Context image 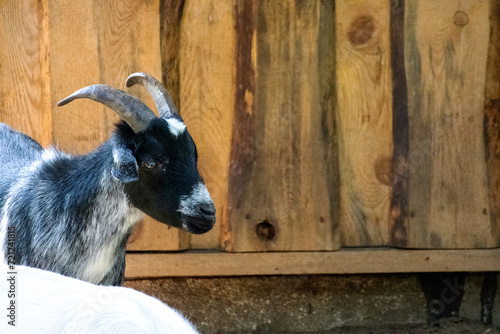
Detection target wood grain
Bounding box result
[127,216,190,251]
[160,0,185,109]
[50,0,187,251]
[125,248,500,278]
[223,0,339,252]
[92,0,162,130]
[335,0,393,246]
[178,0,235,250]
[0,0,51,146]
[95,1,190,251]
[49,0,103,154]
[484,0,500,246]
[95,0,189,251]
[405,0,494,248]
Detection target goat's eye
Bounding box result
[142,160,157,169]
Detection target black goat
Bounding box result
[0,73,215,285]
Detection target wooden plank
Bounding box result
[127,217,189,251]
[92,0,162,130]
[50,0,187,250]
[405,0,494,248]
[0,0,51,146]
[124,248,500,278]
[335,0,393,246]
[178,0,235,249]
[389,0,410,247]
[223,0,339,252]
[160,0,185,109]
[94,0,189,251]
[49,0,103,154]
[484,0,500,246]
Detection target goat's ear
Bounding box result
[111,148,139,183]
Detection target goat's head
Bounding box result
[57,73,216,234]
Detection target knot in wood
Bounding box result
[453,11,469,27]
[374,156,393,186]
[256,220,276,241]
[348,15,375,46]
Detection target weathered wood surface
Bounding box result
[389,0,409,248]
[49,0,103,154]
[405,0,495,248]
[484,0,500,246]
[336,0,393,246]
[125,248,500,278]
[51,0,162,153]
[0,1,51,146]
[178,0,235,250]
[0,0,499,257]
[222,0,340,252]
[127,217,189,251]
[0,0,187,251]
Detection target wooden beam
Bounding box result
[125,248,500,279]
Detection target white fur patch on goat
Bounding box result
[166,118,186,137]
[0,264,199,333]
[178,183,211,218]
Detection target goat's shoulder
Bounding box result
[0,123,43,166]
[0,124,44,201]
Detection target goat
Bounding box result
[1,264,199,333]
[0,73,215,285]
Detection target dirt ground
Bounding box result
[280,319,499,334]
[125,273,499,334]
[242,318,499,333]
[226,320,500,333]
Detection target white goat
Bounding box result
[1,264,199,333]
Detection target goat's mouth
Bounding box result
[181,215,215,234]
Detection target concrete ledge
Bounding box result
[125,248,500,279]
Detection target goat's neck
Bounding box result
[36,140,144,282]
[39,139,143,235]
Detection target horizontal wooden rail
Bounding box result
[124,248,500,279]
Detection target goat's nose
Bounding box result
[199,202,216,218]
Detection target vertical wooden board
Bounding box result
[160,0,185,110]
[178,0,235,249]
[126,216,190,251]
[0,0,51,146]
[223,0,339,252]
[92,0,189,251]
[405,0,494,248]
[484,0,500,246]
[49,0,103,154]
[335,0,393,246]
[50,0,186,250]
[92,0,162,131]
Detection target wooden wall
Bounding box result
[0,0,498,255]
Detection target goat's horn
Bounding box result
[126,72,178,118]
[57,84,157,133]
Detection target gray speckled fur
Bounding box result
[0,113,216,286]
[0,123,142,285]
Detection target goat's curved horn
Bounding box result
[126,72,178,118]
[57,84,157,133]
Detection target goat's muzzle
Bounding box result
[178,183,216,234]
